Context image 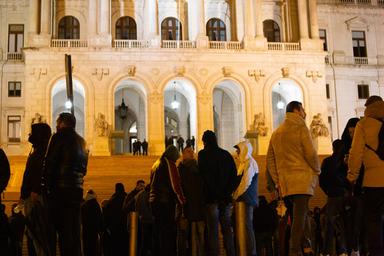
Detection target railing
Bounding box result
[318,0,377,4]
[209,41,243,50]
[162,40,196,49]
[267,42,301,51]
[379,0,384,5]
[114,40,151,48]
[7,52,23,61]
[51,39,88,48]
[354,57,369,65]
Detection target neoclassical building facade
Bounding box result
[1,0,383,156]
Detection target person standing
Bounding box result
[198,130,238,256]
[233,141,259,256]
[150,145,185,256]
[142,139,148,156]
[43,112,88,256]
[191,136,196,151]
[177,136,185,152]
[0,148,10,204]
[347,96,384,256]
[319,139,349,256]
[267,101,320,256]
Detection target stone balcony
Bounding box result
[324,54,381,65]
[318,0,384,6]
[6,52,23,61]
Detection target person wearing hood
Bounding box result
[198,130,238,256]
[81,189,102,256]
[267,101,320,256]
[20,122,54,256]
[150,145,185,256]
[347,95,384,256]
[179,146,205,256]
[0,148,10,204]
[233,141,259,256]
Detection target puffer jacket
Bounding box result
[44,127,88,191]
[267,112,320,197]
[348,101,384,187]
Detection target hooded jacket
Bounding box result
[348,101,384,187]
[267,112,320,197]
[233,141,259,206]
[0,149,10,193]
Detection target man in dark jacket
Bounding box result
[44,112,88,256]
[0,148,10,204]
[319,139,349,256]
[198,130,238,256]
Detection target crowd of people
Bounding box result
[0,95,383,256]
[133,139,149,156]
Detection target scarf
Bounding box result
[165,158,186,205]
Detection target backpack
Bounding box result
[365,119,384,160]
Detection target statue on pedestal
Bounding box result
[249,113,268,137]
[31,113,46,125]
[95,113,109,137]
[310,113,329,138]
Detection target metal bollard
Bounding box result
[129,211,138,256]
[235,201,247,256]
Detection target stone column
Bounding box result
[308,0,319,39]
[297,0,309,39]
[40,0,51,34]
[95,0,112,46]
[196,93,214,151]
[147,92,165,155]
[244,0,255,39]
[254,0,264,38]
[145,0,160,47]
[29,0,38,34]
[196,0,209,48]
[236,0,244,42]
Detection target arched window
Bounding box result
[206,18,226,41]
[58,16,80,39]
[116,16,137,40]
[263,20,281,42]
[161,17,182,40]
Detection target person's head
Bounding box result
[258,195,268,206]
[332,139,345,157]
[85,189,97,201]
[344,118,359,140]
[234,145,240,156]
[163,145,180,162]
[182,146,194,160]
[136,180,145,190]
[286,101,306,119]
[202,130,218,147]
[115,183,125,194]
[56,112,76,131]
[28,123,52,148]
[365,95,383,107]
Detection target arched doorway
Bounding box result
[271,79,303,129]
[114,81,147,154]
[263,20,280,42]
[51,79,85,136]
[115,16,137,39]
[58,16,80,39]
[163,80,196,149]
[213,80,245,151]
[161,17,182,40]
[206,18,226,41]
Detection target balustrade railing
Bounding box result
[114,40,151,48]
[209,41,242,50]
[7,52,23,61]
[162,40,196,49]
[51,39,88,48]
[354,57,369,65]
[318,0,377,4]
[267,42,301,51]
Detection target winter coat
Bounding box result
[348,101,384,187]
[103,191,127,234]
[81,198,102,235]
[135,188,153,223]
[179,159,205,221]
[319,154,349,197]
[233,141,259,206]
[0,149,10,193]
[267,112,320,197]
[44,127,88,191]
[149,157,177,204]
[20,149,45,200]
[198,144,238,204]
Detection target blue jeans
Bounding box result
[235,201,256,256]
[206,202,235,256]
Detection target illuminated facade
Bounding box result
[0,0,382,156]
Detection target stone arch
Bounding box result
[56,10,87,39]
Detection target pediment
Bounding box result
[345,16,369,31]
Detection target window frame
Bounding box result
[263,20,281,42]
[352,30,367,58]
[8,24,24,53]
[206,18,227,41]
[357,84,369,99]
[58,16,80,39]
[8,81,22,97]
[7,115,22,143]
[161,17,182,41]
[115,16,137,40]
[325,83,330,99]
[319,29,328,51]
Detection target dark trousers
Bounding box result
[151,201,177,256]
[51,188,83,256]
[206,202,235,256]
[364,187,384,256]
[255,232,273,256]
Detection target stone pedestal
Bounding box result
[300,38,323,51]
[196,35,209,49]
[28,33,52,47]
[313,136,332,155]
[243,36,257,50]
[245,131,269,155]
[88,34,112,48]
[92,136,111,156]
[254,36,267,51]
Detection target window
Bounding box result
[319,29,327,51]
[161,17,182,40]
[8,81,21,97]
[116,16,137,40]
[206,18,226,41]
[328,116,333,139]
[326,83,330,99]
[357,84,369,99]
[8,24,24,53]
[58,16,80,39]
[352,31,367,57]
[263,20,280,42]
[8,115,21,143]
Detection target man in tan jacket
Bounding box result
[348,95,384,256]
[267,101,320,256]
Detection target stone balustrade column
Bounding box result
[29,0,39,34]
[41,0,51,34]
[297,0,309,39]
[244,0,255,38]
[308,0,319,39]
[236,0,245,42]
[255,0,264,38]
[197,0,206,37]
[146,0,159,38]
[99,0,111,35]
